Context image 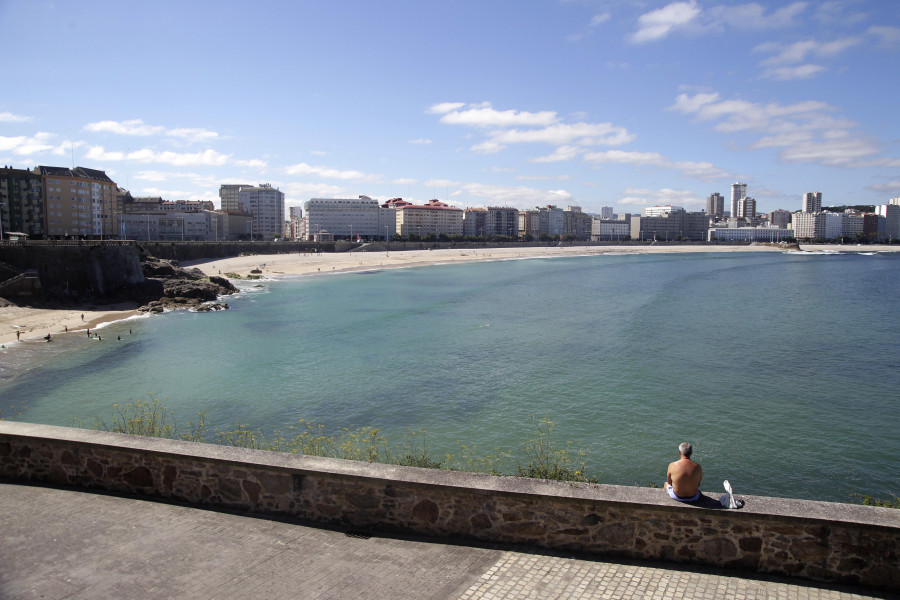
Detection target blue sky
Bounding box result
[1,0,898,215]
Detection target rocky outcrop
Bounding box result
[137,256,236,312]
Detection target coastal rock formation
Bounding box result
[137,256,236,312]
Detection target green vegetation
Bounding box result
[853,494,900,509]
[74,399,598,483]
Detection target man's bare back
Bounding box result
[665,442,703,501]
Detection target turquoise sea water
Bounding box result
[1,250,898,503]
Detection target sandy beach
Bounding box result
[1,243,896,345]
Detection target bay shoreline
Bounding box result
[1,243,896,345]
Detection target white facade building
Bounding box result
[876,204,900,241]
[802,192,822,213]
[121,211,216,241]
[642,205,684,217]
[600,206,614,219]
[239,184,285,239]
[591,219,630,240]
[824,212,842,240]
[731,183,747,218]
[304,196,383,240]
[708,226,794,242]
[395,199,463,237]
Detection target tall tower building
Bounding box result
[238,184,285,239]
[802,192,822,213]
[600,206,613,219]
[706,193,724,218]
[730,183,747,218]
[219,184,249,211]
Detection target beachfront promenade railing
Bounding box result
[0,420,897,591]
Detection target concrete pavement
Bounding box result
[0,482,895,600]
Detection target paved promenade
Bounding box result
[0,482,894,600]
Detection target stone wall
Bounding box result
[1,421,897,590]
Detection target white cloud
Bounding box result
[530,145,582,163]
[706,2,808,29]
[629,2,808,44]
[590,13,611,27]
[630,1,701,44]
[284,162,378,180]
[516,174,572,181]
[427,102,466,115]
[470,140,506,154]
[234,158,268,168]
[85,146,126,161]
[671,91,896,168]
[568,12,612,42]
[432,101,634,159]
[85,119,165,136]
[408,138,432,145]
[83,119,219,143]
[166,127,219,143]
[126,148,230,166]
[868,25,900,46]
[423,178,461,188]
[280,181,348,198]
[0,112,31,123]
[459,182,573,209]
[618,186,702,209]
[133,170,205,181]
[0,132,81,156]
[583,150,730,181]
[868,180,900,193]
[438,103,558,128]
[392,178,418,185]
[761,64,827,80]
[492,122,634,147]
[754,37,859,79]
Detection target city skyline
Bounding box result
[1,1,898,215]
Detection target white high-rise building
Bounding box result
[600,206,614,220]
[802,192,822,213]
[238,184,285,239]
[876,204,900,241]
[304,196,383,239]
[730,183,747,218]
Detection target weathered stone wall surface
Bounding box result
[1,421,897,590]
[0,244,144,298]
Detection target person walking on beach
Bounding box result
[665,442,703,502]
[16,330,20,340]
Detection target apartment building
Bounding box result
[630,208,709,241]
[591,218,630,241]
[304,196,383,239]
[36,166,118,239]
[802,192,822,214]
[876,204,900,241]
[464,206,519,237]
[0,166,44,237]
[706,193,724,218]
[219,184,250,212]
[238,184,285,239]
[769,209,792,229]
[394,199,463,238]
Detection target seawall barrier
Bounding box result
[1,421,897,590]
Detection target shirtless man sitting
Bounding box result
[665,442,703,502]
